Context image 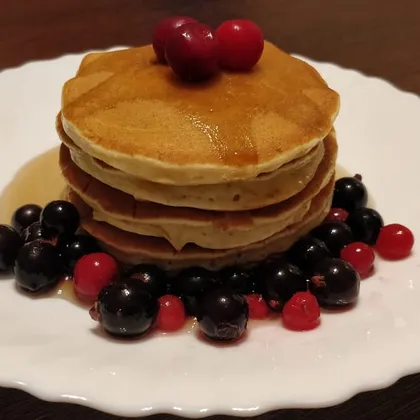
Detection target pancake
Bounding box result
[59,132,337,250]
[57,115,325,211]
[61,41,340,185]
[64,176,334,270]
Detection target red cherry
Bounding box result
[216,20,264,71]
[152,16,197,63]
[325,207,349,222]
[340,242,375,276]
[73,253,118,303]
[282,292,320,331]
[165,23,220,81]
[245,294,270,320]
[376,223,414,260]
[157,295,186,332]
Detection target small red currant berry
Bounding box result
[157,295,186,332]
[282,292,320,331]
[74,253,118,303]
[376,224,414,260]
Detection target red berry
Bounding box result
[325,207,349,222]
[216,20,264,71]
[73,253,118,303]
[157,295,186,332]
[340,242,375,276]
[245,294,270,320]
[152,16,197,63]
[282,292,320,331]
[165,23,219,81]
[376,223,414,260]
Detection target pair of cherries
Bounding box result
[152,17,264,81]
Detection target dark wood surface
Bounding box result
[1,1,420,419]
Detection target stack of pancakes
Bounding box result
[57,41,340,270]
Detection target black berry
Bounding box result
[173,267,220,315]
[287,236,331,272]
[346,207,384,245]
[0,225,23,271]
[21,221,56,243]
[94,278,159,338]
[15,240,64,292]
[259,260,308,312]
[11,204,42,233]
[58,234,101,272]
[311,221,353,257]
[124,264,168,298]
[332,175,368,212]
[219,266,253,294]
[197,288,248,342]
[310,258,360,307]
[40,200,80,236]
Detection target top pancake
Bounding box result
[61,41,340,185]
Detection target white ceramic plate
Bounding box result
[0,51,420,418]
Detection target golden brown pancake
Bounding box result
[59,132,337,250]
[61,42,339,185]
[57,115,325,211]
[64,176,334,270]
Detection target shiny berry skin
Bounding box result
[73,253,119,303]
[58,234,101,272]
[157,295,186,332]
[11,204,42,233]
[125,264,168,298]
[93,278,159,338]
[346,207,384,245]
[173,267,220,315]
[0,225,24,271]
[21,221,56,243]
[152,16,197,63]
[15,240,63,292]
[216,20,264,71]
[245,294,270,320]
[376,224,414,260]
[325,207,349,222]
[332,175,368,212]
[340,242,375,276]
[311,221,353,257]
[197,288,248,342]
[282,292,320,331]
[260,260,308,312]
[40,200,80,236]
[310,258,360,307]
[287,236,330,273]
[165,23,220,81]
[219,266,252,294]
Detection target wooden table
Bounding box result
[1,1,420,419]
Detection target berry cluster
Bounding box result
[1,174,415,344]
[0,201,105,293]
[152,17,264,81]
[88,174,414,339]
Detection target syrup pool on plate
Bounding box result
[0,146,82,304]
[0,147,65,223]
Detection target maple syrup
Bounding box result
[0,147,85,306]
[0,147,65,224]
[63,46,340,174]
